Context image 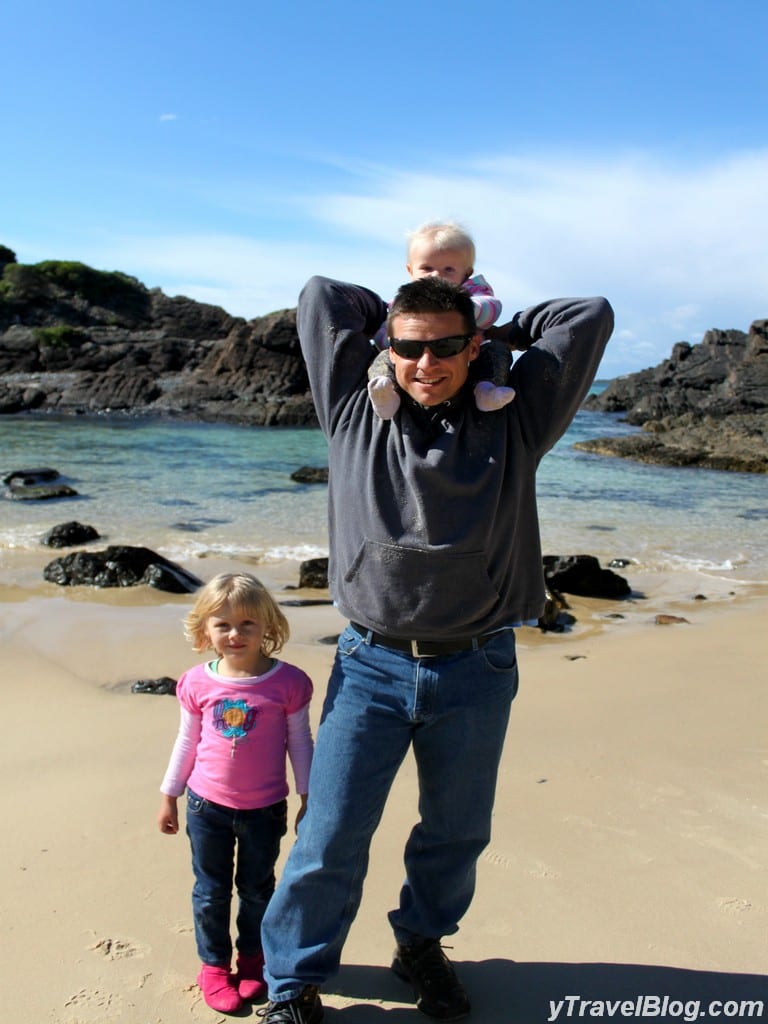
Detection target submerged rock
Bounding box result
[3,467,61,485]
[3,466,79,500]
[291,466,329,484]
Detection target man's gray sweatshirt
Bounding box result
[297,276,614,640]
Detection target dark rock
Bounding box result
[543,554,631,599]
[131,676,177,695]
[608,558,633,568]
[41,521,100,547]
[3,467,60,485]
[7,482,79,500]
[291,466,329,484]
[298,557,329,589]
[43,545,203,592]
[581,319,768,472]
[0,261,318,425]
[537,588,573,632]
[3,466,79,500]
[141,562,202,593]
[279,598,334,606]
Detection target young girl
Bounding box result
[157,573,314,1014]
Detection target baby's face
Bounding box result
[406,240,472,286]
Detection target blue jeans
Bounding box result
[261,624,518,1001]
[186,789,287,966]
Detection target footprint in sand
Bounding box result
[717,896,752,913]
[64,987,118,1013]
[89,937,144,960]
[482,848,560,878]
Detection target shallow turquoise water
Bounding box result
[2,411,767,590]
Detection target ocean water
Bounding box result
[2,405,767,596]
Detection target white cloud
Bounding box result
[159,113,178,122]
[67,147,768,376]
[300,148,768,372]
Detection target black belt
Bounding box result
[350,622,494,658]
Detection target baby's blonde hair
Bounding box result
[184,572,289,656]
[407,220,476,267]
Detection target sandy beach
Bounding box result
[3,555,766,1022]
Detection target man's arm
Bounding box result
[509,296,615,455]
[297,276,388,437]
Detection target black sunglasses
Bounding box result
[388,334,472,359]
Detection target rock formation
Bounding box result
[2,253,765,469]
[43,545,203,592]
[0,255,316,425]
[580,320,767,472]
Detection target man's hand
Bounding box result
[485,319,530,350]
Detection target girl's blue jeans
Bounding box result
[261,623,518,1001]
[185,789,287,966]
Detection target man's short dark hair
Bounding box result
[387,277,477,337]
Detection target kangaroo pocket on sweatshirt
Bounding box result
[341,538,500,636]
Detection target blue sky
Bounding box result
[3,0,766,376]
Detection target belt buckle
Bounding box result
[410,639,436,658]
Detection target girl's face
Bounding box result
[204,600,270,676]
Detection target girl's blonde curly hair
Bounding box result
[183,572,289,656]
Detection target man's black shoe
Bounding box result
[391,938,471,1020]
[257,985,324,1024]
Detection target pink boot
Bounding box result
[197,964,243,1013]
[235,951,267,1001]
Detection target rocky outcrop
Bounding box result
[580,320,767,472]
[3,255,765,459]
[0,257,316,425]
[43,545,203,592]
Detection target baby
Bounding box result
[368,221,515,419]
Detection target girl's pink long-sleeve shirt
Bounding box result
[160,659,313,810]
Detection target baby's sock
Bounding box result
[368,376,401,419]
[474,380,516,412]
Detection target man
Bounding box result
[260,276,614,1023]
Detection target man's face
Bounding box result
[388,311,481,407]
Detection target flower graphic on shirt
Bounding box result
[213,698,258,739]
